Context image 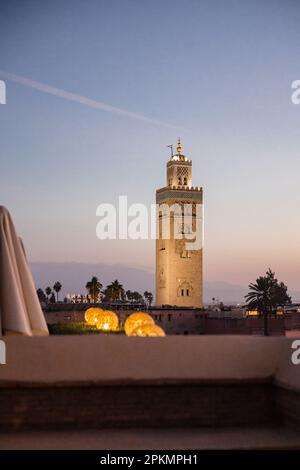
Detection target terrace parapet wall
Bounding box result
[0,336,299,431]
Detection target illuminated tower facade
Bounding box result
[156,140,203,307]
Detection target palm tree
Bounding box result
[85,276,102,303]
[245,269,291,336]
[45,286,52,303]
[53,281,62,302]
[103,280,125,302]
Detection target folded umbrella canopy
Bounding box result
[0,206,48,336]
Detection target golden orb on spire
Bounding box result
[176,138,182,154]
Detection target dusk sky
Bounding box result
[1,0,300,293]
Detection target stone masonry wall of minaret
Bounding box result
[155,142,203,308]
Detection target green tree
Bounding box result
[37,288,47,304]
[126,290,134,302]
[132,291,144,302]
[49,292,56,303]
[144,291,153,307]
[103,280,125,302]
[85,276,102,303]
[245,268,291,336]
[53,281,62,302]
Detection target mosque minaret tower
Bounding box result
[155,140,203,308]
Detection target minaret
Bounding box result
[156,140,203,308]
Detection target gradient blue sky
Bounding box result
[1,0,300,289]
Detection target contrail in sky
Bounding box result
[0,71,182,130]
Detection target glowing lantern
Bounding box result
[124,312,155,336]
[131,324,165,337]
[84,307,104,325]
[95,310,119,332]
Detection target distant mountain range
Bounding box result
[31,262,155,298]
[30,262,300,304]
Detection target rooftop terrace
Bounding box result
[0,335,299,449]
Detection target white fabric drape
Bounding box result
[0,206,49,336]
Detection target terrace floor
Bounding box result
[1,426,300,450]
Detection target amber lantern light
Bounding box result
[124,312,155,336]
[131,324,165,337]
[95,310,119,332]
[84,307,104,325]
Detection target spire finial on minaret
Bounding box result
[177,138,182,155]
